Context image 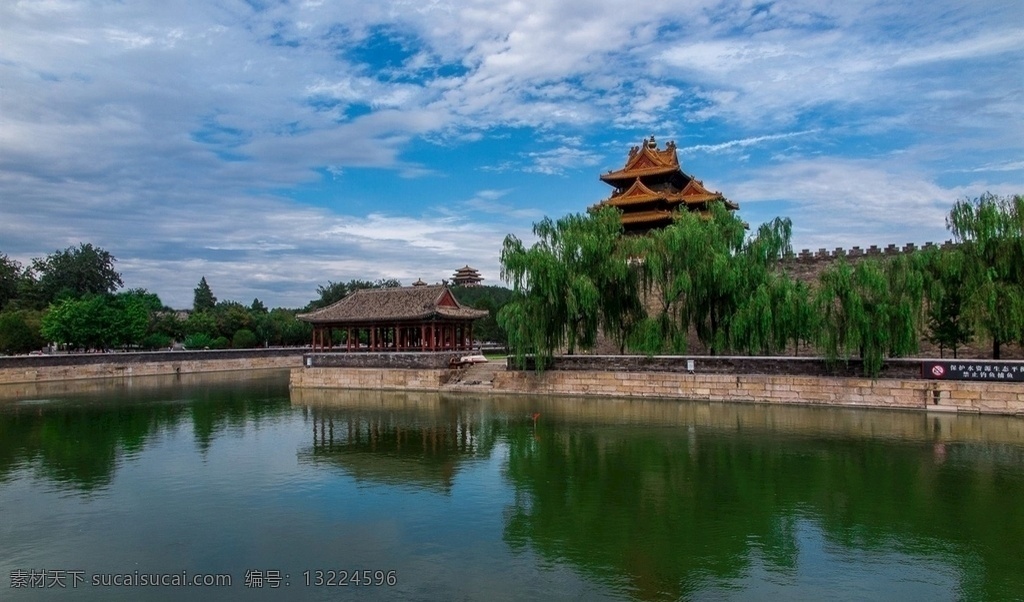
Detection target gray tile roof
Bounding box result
[297,284,488,324]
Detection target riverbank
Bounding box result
[290,354,1024,416]
[0,348,305,385]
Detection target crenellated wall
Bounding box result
[788,240,956,263]
[781,240,956,284]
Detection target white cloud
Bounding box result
[725,156,1022,251]
[1,0,1021,309]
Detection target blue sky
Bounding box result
[1,0,1021,309]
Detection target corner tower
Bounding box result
[592,136,738,233]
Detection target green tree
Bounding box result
[183,332,214,350]
[184,310,218,338]
[307,278,403,311]
[445,285,514,346]
[41,295,116,350]
[108,291,153,349]
[0,254,24,309]
[153,311,186,341]
[311,281,349,309]
[815,256,924,377]
[624,202,747,355]
[921,246,972,358]
[946,193,1024,359]
[232,328,258,349]
[728,217,803,356]
[250,298,267,314]
[193,277,217,313]
[32,243,123,304]
[268,308,310,346]
[140,332,172,350]
[0,310,46,354]
[499,207,638,368]
[214,300,251,339]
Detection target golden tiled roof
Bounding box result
[593,137,739,230]
[600,136,681,183]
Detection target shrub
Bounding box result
[183,333,214,350]
[232,328,258,349]
[141,333,172,350]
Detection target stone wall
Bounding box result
[514,354,924,378]
[489,370,1024,415]
[0,348,304,385]
[290,367,453,391]
[782,240,956,284]
[290,352,1024,415]
[303,352,459,369]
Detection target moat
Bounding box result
[1,370,1022,601]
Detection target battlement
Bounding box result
[785,240,957,263]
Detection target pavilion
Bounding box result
[452,265,484,287]
[592,136,739,233]
[297,284,488,353]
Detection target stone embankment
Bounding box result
[291,354,1024,416]
[0,348,305,385]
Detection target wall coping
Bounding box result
[507,354,1024,380]
[0,347,308,369]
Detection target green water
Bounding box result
[1,370,1022,601]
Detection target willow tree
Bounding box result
[946,193,1024,359]
[624,202,746,355]
[498,207,639,368]
[729,216,814,356]
[919,246,973,358]
[815,256,924,377]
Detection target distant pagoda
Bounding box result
[592,136,738,233]
[451,265,483,287]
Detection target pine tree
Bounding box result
[193,277,217,313]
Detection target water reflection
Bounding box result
[294,389,499,492]
[292,390,1024,601]
[492,397,1024,601]
[0,370,291,492]
[0,376,1021,601]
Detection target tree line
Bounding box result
[498,193,1024,376]
[0,244,314,353]
[0,244,513,355]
